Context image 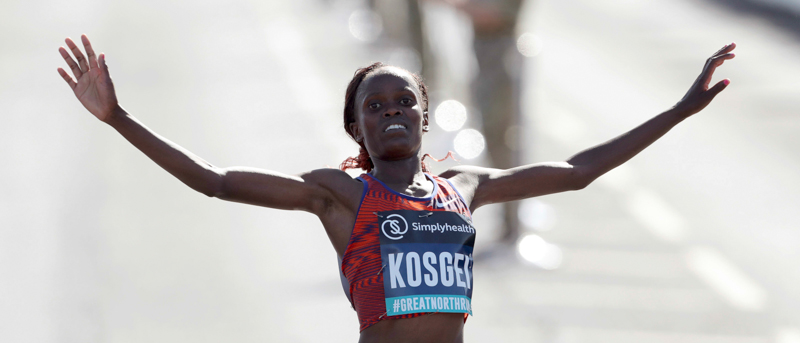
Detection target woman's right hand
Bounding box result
[58,35,118,122]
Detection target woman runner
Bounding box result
[57,34,735,343]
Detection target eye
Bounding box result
[400,98,413,106]
[368,103,381,110]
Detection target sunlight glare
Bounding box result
[453,129,485,159]
[518,199,556,232]
[348,10,383,42]
[517,32,543,57]
[435,100,467,132]
[388,47,422,73]
[518,234,563,270]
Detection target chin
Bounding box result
[379,142,421,160]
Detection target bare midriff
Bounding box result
[358,313,464,343]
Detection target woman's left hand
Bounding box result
[673,43,736,117]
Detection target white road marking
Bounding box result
[685,246,767,312]
[263,19,352,162]
[264,20,338,114]
[559,248,686,280]
[625,188,688,242]
[595,163,638,192]
[776,328,800,343]
[535,105,589,150]
[531,34,775,319]
[510,280,718,312]
[558,326,768,343]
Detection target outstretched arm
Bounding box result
[444,43,737,211]
[57,35,358,214]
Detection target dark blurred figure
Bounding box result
[449,0,526,243]
[370,0,430,77]
[371,0,527,242]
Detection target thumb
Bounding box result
[708,78,730,97]
[99,53,108,72]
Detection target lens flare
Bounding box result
[453,129,485,159]
[518,234,563,270]
[434,100,467,132]
[388,47,422,73]
[518,199,556,232]
[516,32,543,57]
[348,10,383,42]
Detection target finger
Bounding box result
[702,53,735,88]
[713,42,736,57]
[707,79,730,98]
[81,34,99,69]
[57,67,77,89]
[65,37,89,73]
[719,52,736,60]
[99,53,108,72]
[708,52,736,68]
[59,46,82,79]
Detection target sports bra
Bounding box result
[340,173,476,331]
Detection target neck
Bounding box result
[370,152,426,185]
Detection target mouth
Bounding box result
[384,123,407,132]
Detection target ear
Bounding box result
[422,111,430,133]
[349,122,364,142]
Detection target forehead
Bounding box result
[356,67,420,101]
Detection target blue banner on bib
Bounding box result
[378,210,475,316]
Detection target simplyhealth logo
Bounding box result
[381,214,409,240]
[381,212,475,241]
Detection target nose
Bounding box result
[383,107,402,117]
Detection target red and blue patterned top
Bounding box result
[341,173,474,331]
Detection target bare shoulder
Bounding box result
[300,168,362,187]
[438,165,500,207]
[439,165,502,184]
[300,168,365,211]
[439,165,496,179]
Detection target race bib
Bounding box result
[378,210,476,316]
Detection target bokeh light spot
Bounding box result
[516,32,542,57]
[518,234,563,270]
[453,129,485,159]
[348,10,383,42]
[435,100,467,132]
[388,47,422,73]
[518,199,556,232]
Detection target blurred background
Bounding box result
[2,0,800,342]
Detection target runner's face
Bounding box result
[351,68,428,161]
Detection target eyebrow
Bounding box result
[362,87,417,100]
